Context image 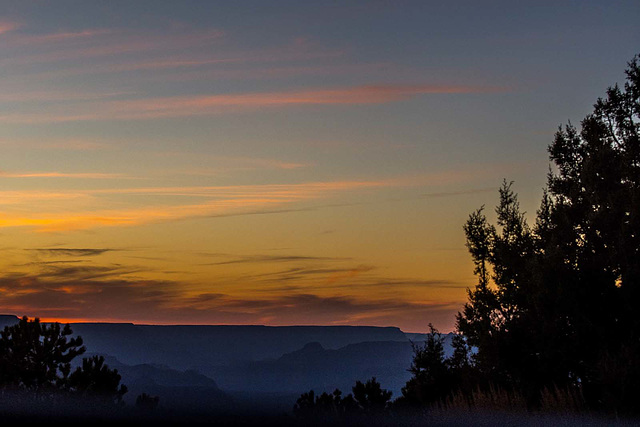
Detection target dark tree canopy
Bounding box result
[401,324,450,406]
[457,54,640,413]
[0,316,127,404]
[352,377,392,414]
[69,355,128,403]
[0,316,85,392]
[399,324,474,408]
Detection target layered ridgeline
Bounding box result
[0,315,452,409]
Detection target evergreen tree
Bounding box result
[0,316,128,405]
[0,316,85,392]
[400,324,451,406]
[68,355,128,404]
[352,377,392,414]
[457,54,640,413]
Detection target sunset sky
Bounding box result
[0,1,638,332]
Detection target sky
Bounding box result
[0,0,638,332]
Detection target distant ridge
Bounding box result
[0,315,19,328]
[67,323,407,368]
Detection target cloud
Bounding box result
[0,90,132,103]
[0,240,465,331]
[16,29,113,44]
[2,28,226,66]
[27,248,113,257]
[0,21,21,35]
[37,264,142,281]
[419,187,497,198]
[0,272,460,331]
[0,137,108,151]
[0,84,504,123]
[156,155,308,173]
[0,178,407,232]
[0,172,128,179]
[239,267,460,292]
[2,34,344,81]
[202,254,350,266]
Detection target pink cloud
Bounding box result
[0,83,504,123]
[1,28,225,66]
[17,29,113,44]
[0,90,132,103]
[0,21,20,35]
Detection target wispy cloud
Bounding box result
[0,83,504,123]
[27,248,113,257]
[0,171,128,179]
[419,187,497,198]
[0,21,21,35]
[156,155,309,173]
[0,137,108,151]
[16,29,113,44]
[0,272,460,330]
[0,90,132,103]
[0,178,409,232]
[2,28,226,65]
[202,253,350,266]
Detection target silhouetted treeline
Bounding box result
[293,377,392,422]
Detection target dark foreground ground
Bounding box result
[1,406,638,427]
[0,391,637,426]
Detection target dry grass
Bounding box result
[433,384,587,416]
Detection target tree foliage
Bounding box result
[0,316,85,392]
[457,54,640,413]
[352,377,392,414]
[68,355,128,403]
[400,324,450,406]
[0,316,127,404]
[399,324,474,408]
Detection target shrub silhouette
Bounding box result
[136,392,160,411]
[294,378,391,420]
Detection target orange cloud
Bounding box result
[0,271,460,331]
[0,178,406,232]
[0,172,128,179]
[0,84,503,123]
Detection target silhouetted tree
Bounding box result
[0,316,128,407]
[457,54,640,413]
[400,324,452,406]
[68,355,127,404]
[352,377,392,414]
[0,316,85,393]
[136,392,160,411]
